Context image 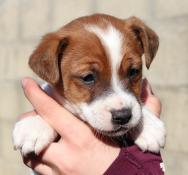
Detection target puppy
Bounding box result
[13,14,165,158]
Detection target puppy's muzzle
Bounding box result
[111,108,132,125]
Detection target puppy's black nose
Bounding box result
[111,108,132,125]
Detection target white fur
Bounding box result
[135,106,166,153]
[83,24,141,133]
[13,115,57,156]
[13,88,165,158]
[13,24,165,157]
[12,105,165,156]
[78,92,141,134]
[85,24,124,91]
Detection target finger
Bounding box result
[141,79,162,117]
[143,78,154,95]
[41,83,64,104]
[38,140,72,165]
[36,142,61,165]
[141,78,154,103]
[23,154,53,175]
[141,78,148,103]
[21,77,89,141]
[146,98,162,118]
[39,142,74,174]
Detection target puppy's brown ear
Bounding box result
[126,17,159,69]
[29,33,68,84]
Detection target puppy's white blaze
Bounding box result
[85,24,123,92]
[83,24,142,133]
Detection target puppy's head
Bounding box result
[29,14,159,136]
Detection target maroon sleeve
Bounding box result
[104,145,165,175]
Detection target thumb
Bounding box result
[21,77,91,141]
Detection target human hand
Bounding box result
[21,77,120,175]
[19,77,162,175]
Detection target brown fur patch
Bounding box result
[59,31,111,103]
[29,14,159,104]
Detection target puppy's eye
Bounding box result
[128,68,140,78]
[81,73,96,85]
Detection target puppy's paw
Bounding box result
[13,115,57,156]
[135,107,166,153]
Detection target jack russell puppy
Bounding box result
[13,14,166,158]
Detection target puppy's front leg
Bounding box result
[13,115,57,156]
[134,107,166,153]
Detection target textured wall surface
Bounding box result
[0,0,188,174]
